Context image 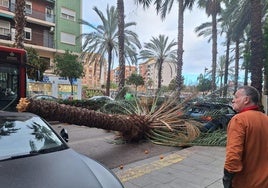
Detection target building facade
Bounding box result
[0,0,82,99]
[139,58,176,91]
[110,65,137,84]
[54,0,82,53]
[82,54,107,89]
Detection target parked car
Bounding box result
[88,96,114,101]
[0,111,124,188]
[183,102,236,132]
[29,94,58,101]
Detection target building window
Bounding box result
[24,27,32,40]
[0,20,10,35]
[0,0,9,8]
[25,1,32,14]
[60,32,75,45]
[61,7,75,21]
[46,7,53,18]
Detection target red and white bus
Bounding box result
[0,45,27,111]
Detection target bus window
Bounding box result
[0,45,27,111]
[0,66,19,110]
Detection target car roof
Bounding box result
[0,111,38,118]
[89,96,113,100]
[191,102,232,107]
[30,94,57,98]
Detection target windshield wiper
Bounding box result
[37,144,68,154]
[0,145,68,161]
[0,151,40,161]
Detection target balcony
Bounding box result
[0,29,54,49]
[0,34,11,40]
[10,3,55,24]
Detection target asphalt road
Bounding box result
[51,123,181,169]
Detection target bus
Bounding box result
[0,45,27,111]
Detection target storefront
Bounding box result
[27,75,82,100]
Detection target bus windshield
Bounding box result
[0,65,19,110]
[0,46,27,111]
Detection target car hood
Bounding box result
[0,148,123,188]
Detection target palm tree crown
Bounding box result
[135,0,195,98]
[79,6,141,96]
[140,34,177,90]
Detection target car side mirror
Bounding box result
[60,128,69,142]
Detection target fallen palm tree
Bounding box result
[17,94,202,146]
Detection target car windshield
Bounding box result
[0,115,66,160]
[184,103,236,118]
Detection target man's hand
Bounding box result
[222,168,234,188]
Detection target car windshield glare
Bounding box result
[0,116,65,160]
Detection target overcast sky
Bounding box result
[82,0,226,85]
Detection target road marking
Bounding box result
[115,153,185,182]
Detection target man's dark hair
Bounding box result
[238,85,260,104]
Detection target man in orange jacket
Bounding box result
[223,86,268,188]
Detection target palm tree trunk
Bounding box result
[234,40,240,92]
[176,0,184,98]
[244,65,249,86]
[243,38,250,86]
[16,96,203,144]
[20,99,150,141]
[14,0,26,49]
[17,95,202,146]
[158,61,163,89]
[211,12,217,92]
[220,75,223,90]
[223,36,230,97]
[117,0,126,91]
[250,0,264,94]
[106,46,112,96]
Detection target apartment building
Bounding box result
[54,0,82,53]
[0,0,82,99]
[82,54,107,89]
[110,65,137,84]
[0,0,56,53]
[139,58,176,90]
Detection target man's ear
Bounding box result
[244,96,250,104]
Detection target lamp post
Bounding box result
[204,67,208,78]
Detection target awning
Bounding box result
[0,13,14,19]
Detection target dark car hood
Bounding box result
[0,148,123,188]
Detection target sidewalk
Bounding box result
[112,146,226,188]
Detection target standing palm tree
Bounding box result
[220,1,252,94]
[219,0,234,97]
[197,0,222,92]
[117,0,126,92]
[175,0,195,97]
[223,1,250,92]
[216,55,234,92]
[140,35,177,90]
[14,0,26,49]
[79,6,141,96]
[222,0,268,94]
[223,33,231,96]
[242,37,251,86]
[216,55,226,89]
[135,0,195,98]
[233,40,240,92]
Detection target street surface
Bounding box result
[51,123,181,169]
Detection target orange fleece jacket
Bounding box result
[224,110,268,188]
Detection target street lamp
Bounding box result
[204,67,208,78]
